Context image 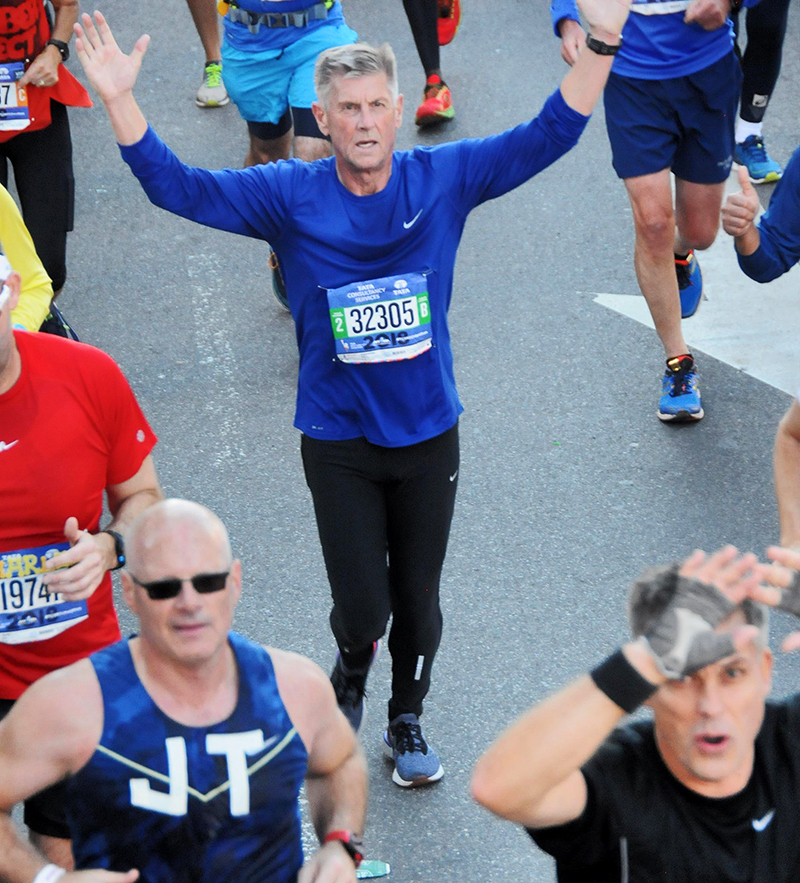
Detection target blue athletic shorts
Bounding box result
[221,21,357,126]
[603,51,742,183]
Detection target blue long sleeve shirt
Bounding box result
[738,144,800,284]
[120,89,588,447]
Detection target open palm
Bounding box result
[74,11,150,104]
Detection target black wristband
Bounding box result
[100,529,126,571]
[45,39,69,62]
[585,33,621,55]
[590,649,658,713]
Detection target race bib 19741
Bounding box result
[327,271,432,364]
[0,543,88,644]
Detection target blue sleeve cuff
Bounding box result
[118,125,160,168]
[551,0,580,36]
[551,84,592,127]
[737,245,781,283]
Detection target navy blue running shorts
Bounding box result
[603,51,742,183]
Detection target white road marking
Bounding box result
[593,168,800,395]
[187,254,246,465]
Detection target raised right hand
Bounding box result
[73,11,150,104]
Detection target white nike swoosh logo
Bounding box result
[403,209,423,229]
[0,440,18,453]
[752,809,775,831]
[449,470,458,482]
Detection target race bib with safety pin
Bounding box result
[0,543,88,644]
[327,271,432,364]
[0,63,30,131]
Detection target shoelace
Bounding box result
[670,369,695,398]
[205,64,223,88]
[675,257,692,289]
[743,136,769,163]
[390,720,429,756]
[330,663,367,707]
[423,81,447,100]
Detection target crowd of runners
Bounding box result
[1,0,800,881]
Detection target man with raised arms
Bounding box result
[73,0,631,787]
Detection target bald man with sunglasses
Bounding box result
[0,499,367,883]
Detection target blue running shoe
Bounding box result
[330,641,380,734]
[383,713,444,787]
[734,135,782,184]
[658,354,704,423]
[675,250,703,319]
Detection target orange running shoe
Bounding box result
[414,75,455,127]
[438,0,461,46]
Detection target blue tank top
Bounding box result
[64,633,308,883]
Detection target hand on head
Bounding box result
[635,547,761,679]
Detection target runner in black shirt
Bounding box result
[472,546,800,882]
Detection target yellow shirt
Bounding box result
[2,184,53,331]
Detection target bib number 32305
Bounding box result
[327,271,432,364]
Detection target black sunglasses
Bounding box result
[129,571,230,601]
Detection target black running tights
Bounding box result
[0,101,74,292]
[734,0,791,123]
[402,0,440,76]
[301,424,459,721]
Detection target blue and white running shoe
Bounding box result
[658,355,704,423]
[675,250,703,319]
[734,135,782,184]
[383,713,444,787]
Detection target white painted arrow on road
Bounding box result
[594,168,799,396]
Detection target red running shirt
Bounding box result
[0,332,157,698]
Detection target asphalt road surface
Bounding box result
[34,1,800,879]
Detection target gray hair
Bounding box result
[314,42,398,109]
[629,563,770,648]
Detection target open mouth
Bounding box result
[697,734,729,752]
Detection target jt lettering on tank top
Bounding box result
[98,728,295,817]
